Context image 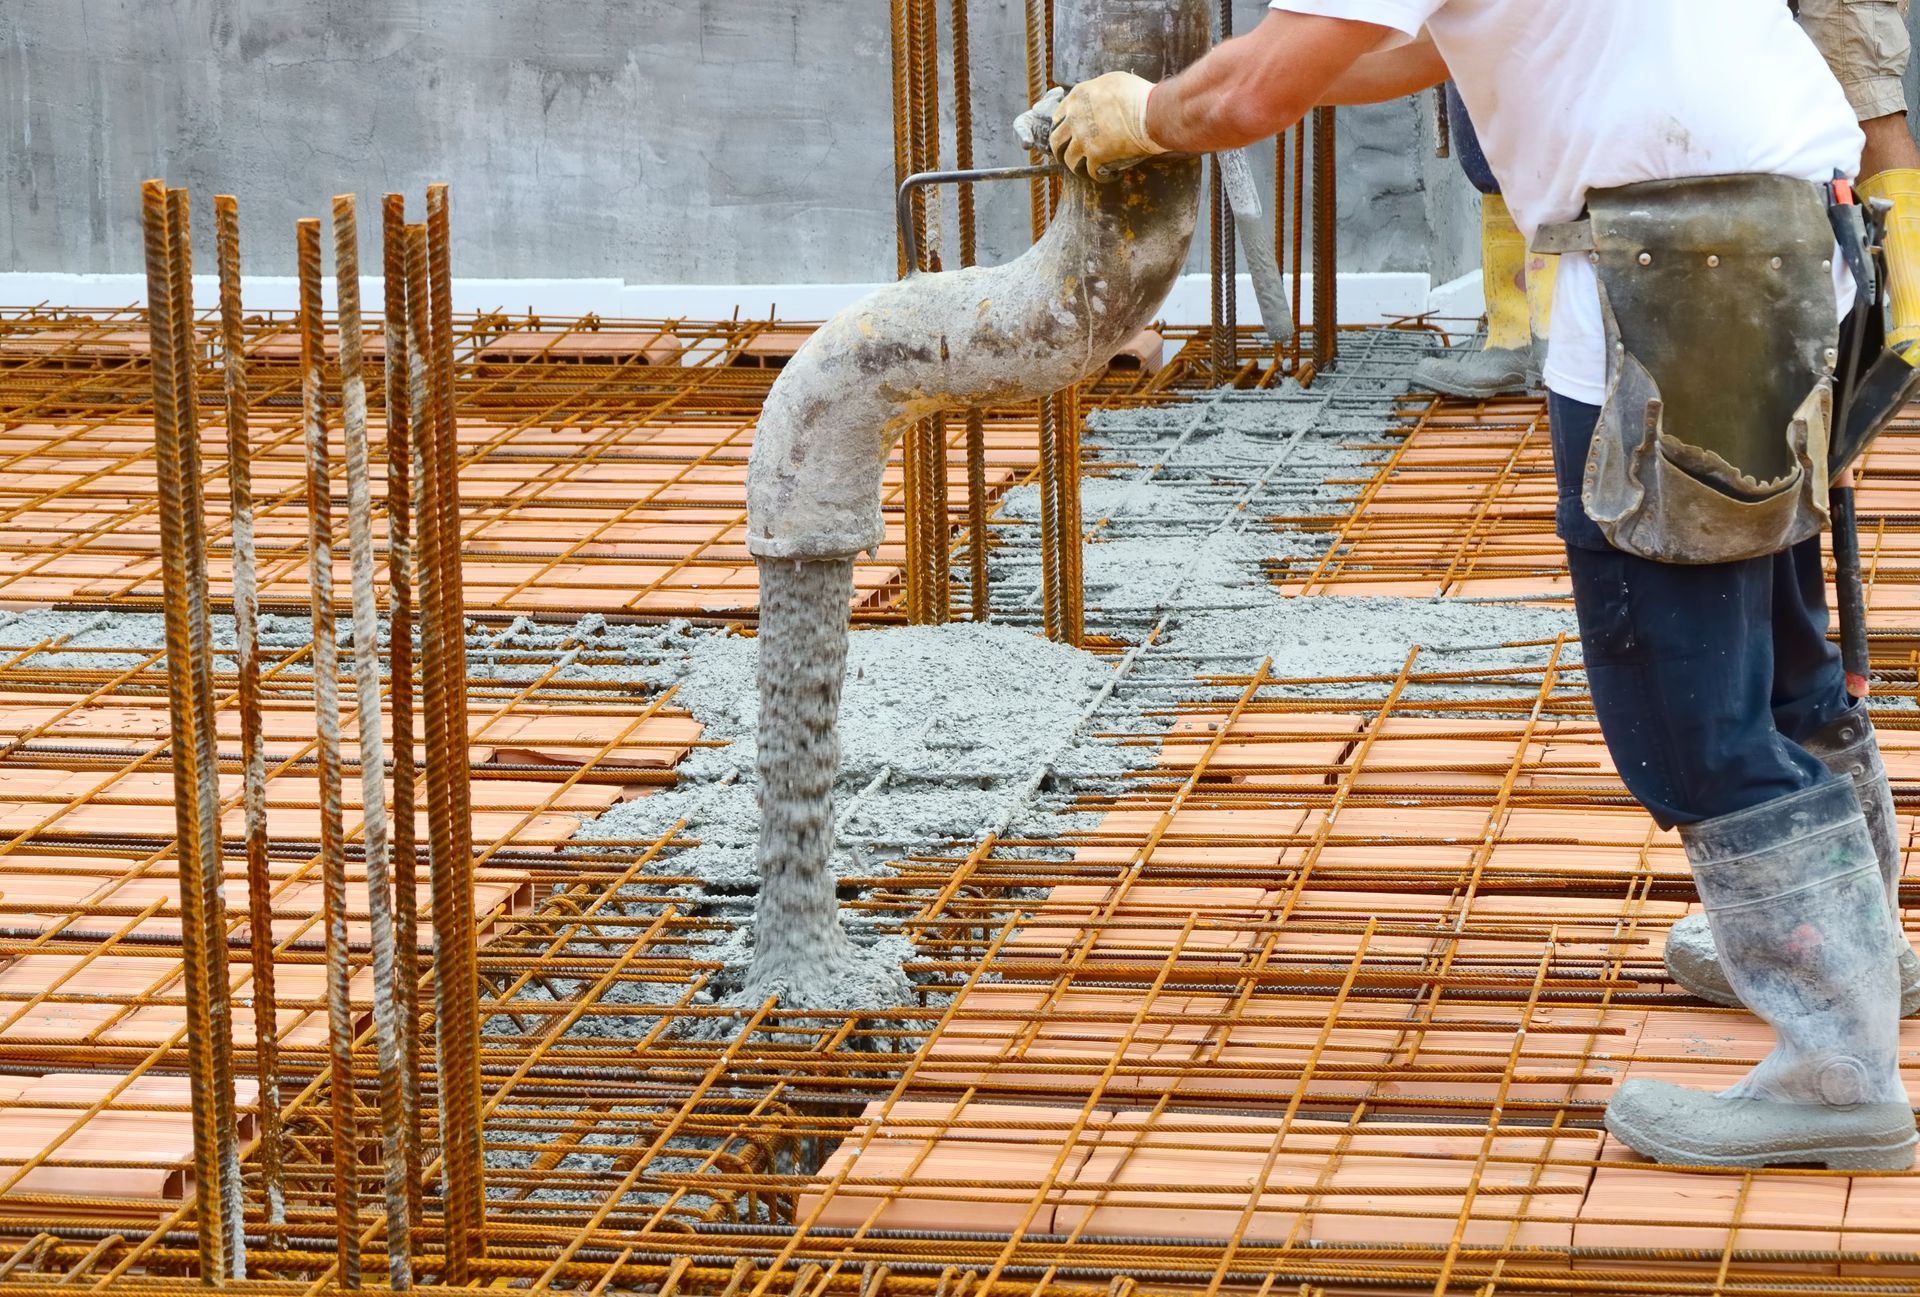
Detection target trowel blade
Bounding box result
[1217,149,1295,345]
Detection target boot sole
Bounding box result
[1606,1084,1917,1171]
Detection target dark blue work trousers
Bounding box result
[1549,394,1854,828]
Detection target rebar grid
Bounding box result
[1276,393,1920,645]
[2,271,1917,1297]
[0,309,1168,622]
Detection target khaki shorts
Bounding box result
[1797,0,1913,120]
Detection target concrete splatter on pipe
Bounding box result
[742,0,1208,1004]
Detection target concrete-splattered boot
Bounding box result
[1608,781,1916,1169]
[1665,706,1920,1016]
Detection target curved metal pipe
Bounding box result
[746,0,1210,560]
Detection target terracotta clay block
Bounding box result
[1577,1152,1846,1274]
[1056,1111,1589,1249]
[1108,330,1166,375]
[1840,1175,1920,1276]
[799,1099,1102,1234]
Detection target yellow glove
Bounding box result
[1047,72,1166,180]
[1861,168,1920,356]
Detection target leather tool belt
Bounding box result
[1534,174,1839,564]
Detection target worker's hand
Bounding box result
[1047,72,1166,180]
[1014,87,1067,152]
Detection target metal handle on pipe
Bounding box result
[897,163,1061,274]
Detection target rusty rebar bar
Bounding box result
[424,184,486,1282]
[1051,387,1083,647]
[949,0,978,270]
[923,414,951,623]
[213,192,286,1232]
[379,192,424,1220]
[901,419,926,622]
[296,214,362,1290]
[333,193,414,1291]
[403,222,456,1267]
[964,408,990,621]
[167,187,248,1281]
[890,0,913,280]
[1035,395,1063,642]
[910,0,943,274]
[142,182,244,1285]
[1312,107,1339,373]
[1023,0,1051,243]
[949,0,989,620]
[1209,0,1237,384]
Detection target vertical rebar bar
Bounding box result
[950,0,978,270]
[1312,107,1339,373]
[424,184,485,1282]
[1035,394,1063,641]
[1209,0,1236,384]
[296,214,361,1290]
[333,194,414,1291]
[402,223,447,1252]
[907,0,942,272]
[214,194,285,1234]
[142,179,241,1288]
[890,0,913,279]
[1023,0,1050,243]
[963,408,989,620]
[379,192,424,1221]
[948,0,990,618]
[1052,387,1083,646]
[917,415,950,623]
[167,187,247,1281]
[901,418,926,621]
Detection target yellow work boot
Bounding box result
[1861,168,1920,354]
[1524,248,1558,384]
[1417,194,1532,397]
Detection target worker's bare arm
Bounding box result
[1143,11,1402,154]
[1318,33,1447,106]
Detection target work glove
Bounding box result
[1043,72,1166,180]
[1014,87,1066,152]
[1861,168,1920,357]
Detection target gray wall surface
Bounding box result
[0,0,1452,284]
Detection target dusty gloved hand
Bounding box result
[1014,86,1067,152]
[1863,169,1920,356]
[1046,71,1166,179]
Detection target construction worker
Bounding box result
[1040,2,1919,1170]
[1661,0,1920,1028]
[1421,0,1920,398]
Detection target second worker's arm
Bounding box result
[1047,11,1443,177]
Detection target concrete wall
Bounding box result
[0,0,1456,285]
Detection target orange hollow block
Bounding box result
[798,1100,1103,1234]
[1840,1175,1920,1276]
[1055,1112,1590,1249]
[1577,1151,1845,1273]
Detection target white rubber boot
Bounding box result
[1665,707,1920,1016]
[1609,781,1916,1169]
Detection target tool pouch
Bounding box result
[1536,175,1839,564]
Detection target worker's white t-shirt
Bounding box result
[1268,0,1865,404]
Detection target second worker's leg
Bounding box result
[1671,536,1920,1013]
[1551,395,1913,1168]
